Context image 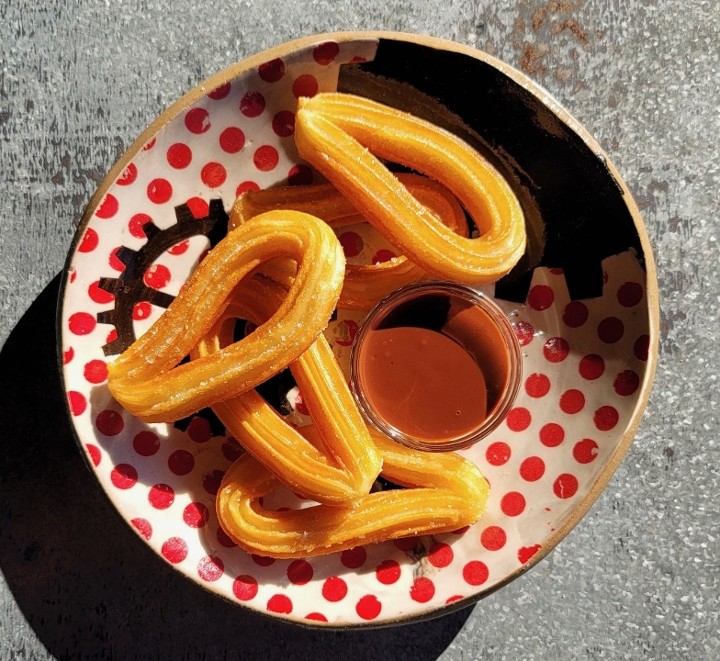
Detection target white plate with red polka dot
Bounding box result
[58,32,659,627]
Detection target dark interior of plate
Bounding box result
[58,33,659,627]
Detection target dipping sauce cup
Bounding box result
[350,282,522,451]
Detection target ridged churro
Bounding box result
[107,211,345,422]
[295,93,526,284]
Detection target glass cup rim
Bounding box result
[349,280,523,452]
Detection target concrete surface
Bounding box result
[1,1,718,659]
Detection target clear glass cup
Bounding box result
[350,281,522,452]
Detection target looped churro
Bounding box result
[216,426,490,559]
[107,211,345,422]
[294,92,526,284]
[194,275,382,505]
[231,173,469,309]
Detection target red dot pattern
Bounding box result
[61,42,652,624]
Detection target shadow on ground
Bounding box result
[0,275,473,660]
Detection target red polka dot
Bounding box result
[168,240,189,256]
[293,74,319,98]
[188,416,212,442]
[614,370,640,396]
[462,561,489,586]
[203,470,224,495]
[110,463,137,489]
[305,612,327,622]
[393,536,421,552]
[117,162,138,186]
[69,312,96,335]
[131,517,152,540]
[186,196,209,219]
[376,559,401,585]
[341,546,367,569]
[129,213,152,238]
[598,316,624,343]
[232,575,258,601]
[373,249,397,263]
[559,389,585,414]
[208,82,230,100]
[109,246,127,272]
[594,405,619,431]
[182,502,209,528]
[168,449,195,476]
[410,577,435,603]
[553,473,579,499]
[147,178,172,204]
[339,231,363,257]
[167,142,192,169]
[95,193,118,219]
[543,337,569,363]
[518,544,541,564]
[486,441,511,466]
[539,422,565,447]
[573,439,599,463]
[143,137,156,151]
[217,527,236,548]
[236,180,260,196]
[132,302,151,321]
[96,409,124,436]
[240,91,265,118]
[500,491,526,516]
[83,359,108,384]
[525,373,550,397]
[69,269,76,283]
[258,58,285,82]
[313,41,340,65]
[106,328,117,344]
[222,439,244,462]
[563,301,589,328]
[579,354,605,380]
[356,595,381,620]
[506,407,531,432]
[446,595,464,604]
[288,164,313,186]
[88,280,114,304]
[85,443,101,467]
[161,537,188,564]
[251,554,275,567]
[528,284,554,310]
[63,347,74,364]
[480,525,507,551]
[520,456,545,481]
[253,145,279,172]
[219,126,245,153]
[198,556,224,582]
[133,430,160,456]
[185,107,210,134]
[201,162,227,188]
[272,110,295,137]
[634,334,650,361]
[428,542,454,568]
[78,227,99,252]
[288,559,313,585]
[513,320,534,346]
[322,576,348,602]
[143,264,171,289]
[618,281,643,307]
[149,483,174,509]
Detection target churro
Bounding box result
[216,426,489,559]
[194,275,382,505]
[294,92,526,284]
[107,211,345,422]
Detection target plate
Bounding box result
[58,32,659,627]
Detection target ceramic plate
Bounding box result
[58,32,659,627]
